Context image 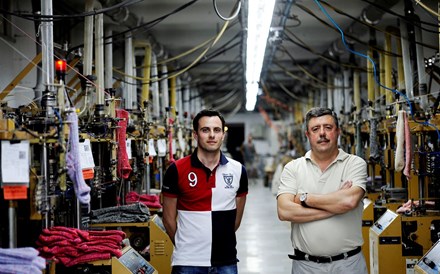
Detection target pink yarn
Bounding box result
[403,111,412,180]
[116,109,132,179]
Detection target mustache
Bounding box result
[317,138,329,143]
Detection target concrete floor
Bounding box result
[236,179,293,274]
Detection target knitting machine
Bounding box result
[414,239,440,274]
[61,246,157,274]
[89,214,173,274]
[89,246,158,274]
[369,207,440,274]
[362,198,374,273]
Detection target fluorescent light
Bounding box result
[245,0,276,111]
[245,82,258,110]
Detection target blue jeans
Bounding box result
[172,264,238,274]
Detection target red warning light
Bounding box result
[55,59,67,73]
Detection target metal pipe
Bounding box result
[105,29,113,90]
[160,64,169,115]
[367,48,375,106]
[170,77,176,118]
[183,82,190,125]
[95,10,105,106]
[8,201,16,248]
[400,19,414,99]
[81,0,95,113]
[353,70,361,115]
[138,42,151,107]
[151,53,160,119]
[326,73,333,109]
[343,70,352,115]
[414,20,428,108]
[384,31,393,106]
[124,33,135,109]
[176,77,183,122]
[42,143,49,228]
[41,0,54,92]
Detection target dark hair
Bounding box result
[305,107,339,129]
[192,109,226,131]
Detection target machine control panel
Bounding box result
[415,240,440,274]
[118,247,156,274]
[371,209,398,234]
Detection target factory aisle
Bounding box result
[236,179,293,274]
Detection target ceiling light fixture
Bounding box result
[245,0,276,111]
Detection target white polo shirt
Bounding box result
[277,149,367,256]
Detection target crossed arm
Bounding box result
[277,181,365,223]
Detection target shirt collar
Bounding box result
[305,148,348,162]
[190,148,229,168]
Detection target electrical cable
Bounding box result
[111,0,200,41]
[274,62,327,89]
[360,0,439,29]
[196,61,241,84]
[319,0,438,49]
[213,0,241,21]
[295,3,403,57]
[113,39,240,85]
[412,0,440,20]
[314,0,440,141]
[0,14,110,104]
[0,0,141,21]
[284,30,362,70]
[114,20,234,86]
[268,75,308,103]
[65,0,201,51]
[158,27,240,66]
[279,46,329,87]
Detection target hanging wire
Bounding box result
[313,0,440,141]
[213,0,241,21]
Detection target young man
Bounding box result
[162,109,248,274]
[277,107,368,274]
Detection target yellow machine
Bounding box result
[91,246,158,274]
[414,240,440,274]
[90,214,173,274]
[370,209,440,274]
[362,198,374,273]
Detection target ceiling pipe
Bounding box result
[361,0,400,25]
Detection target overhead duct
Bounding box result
[100,0,140,27]
[361,0,400,25]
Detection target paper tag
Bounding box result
[157,139,166,157]
[1,140,30,185]
[126,138,132,159]
[79,139,95,169]
[148,139,157,157]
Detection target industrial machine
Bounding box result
[370,209,440,274]
[90,214,173,274]
[362,198,374,273]
[88,246,158,274]
[414,240,440,274]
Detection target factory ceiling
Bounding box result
[49,0,440,119]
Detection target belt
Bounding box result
[288,246,362,264]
